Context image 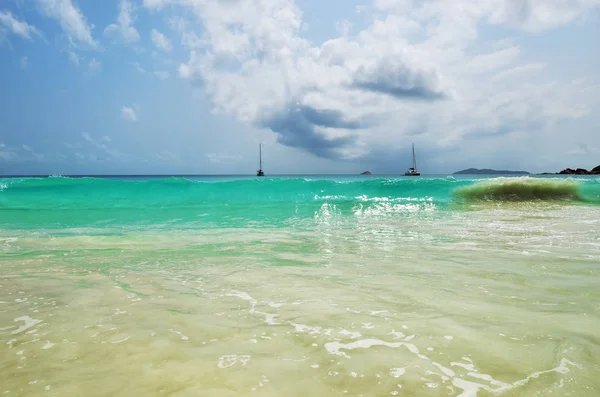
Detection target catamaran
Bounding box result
[256,144,265,177]
[404,143,420,176]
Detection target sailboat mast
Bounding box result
[412,143,417,170]
[259,144,262,170]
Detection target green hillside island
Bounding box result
[454,168,530,175]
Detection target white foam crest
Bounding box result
[291,323,330,335]
[169,329,189,341]
[339,329,362,339]
[323,334,575,396]
[227,290,279,325]
[390,368,406,378]
[11,316,42,335]
[433,362,455,378]
[226,291,257,305]
[324,339,416,359]
[41,341,54,350]
[451,358,577,396]
[218,354,251,369]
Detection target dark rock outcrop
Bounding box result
[557,166,600,175]
[552,165,600,175]
[360,171,372,175]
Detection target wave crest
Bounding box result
[453,177,582,202]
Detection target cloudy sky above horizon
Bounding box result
[1,0,599,175]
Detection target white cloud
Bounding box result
[20,56,29,70]
[37,0,97,48]
[205,152,243,164]
[156,151,179,162]
[0,10,41,40]
[104,0,140,44]
[88,58,101,73]
[155,0,600,162]
[80,132,128,161]
[133,61,169,79]
[133,62,146,73]
[82,132,109,149]
[64,142,82,149]
[21,144,44,161]
[121,105,138,121]
[169,16,204,49]
[68,51,80,66]
[0,143,17,161]
[151,29,172,52]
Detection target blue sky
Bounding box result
[1,0,599,175]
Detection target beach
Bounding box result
[1,175,599,396]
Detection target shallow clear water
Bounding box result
[1,175,599,396]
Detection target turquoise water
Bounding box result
[1,175,600,396]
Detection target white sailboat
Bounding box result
[256,144,265,177]
[404,143,420,176]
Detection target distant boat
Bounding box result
[404,143,421,176]
[256,144,265,177]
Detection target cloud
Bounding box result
[0,10,42,40]
[20,56,29,70]
[0,143,17,161]
[64,142,82,149]
[68,51,79,65]
[488,0,600,32]
[121,105,138,121]
[133,62,146,73]
[80,132,129,161]
[88,58,101,73]
[156,151,179,162]
[261,105,368,158]
[133,62,170,79]
[21,144,44,160]
[352,59,446,100]
[153,71,169,79]
[37,0,97,48]
[104,0,140,44]
[205,152,243,164]
[167,0,600,161]
[168,16,204,49]
[151,29,172,52]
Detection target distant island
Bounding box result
[360,171,372,175]
[454,168,530,175]
[540,165,600,175]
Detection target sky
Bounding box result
[0,0,599,175]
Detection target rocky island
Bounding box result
[360,171,373,175]
[541,165,600,175]
[454,168,530,175]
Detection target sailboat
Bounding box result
[404,143,421,176]
[256,143,265,177]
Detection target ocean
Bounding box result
[1,175,599,396]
